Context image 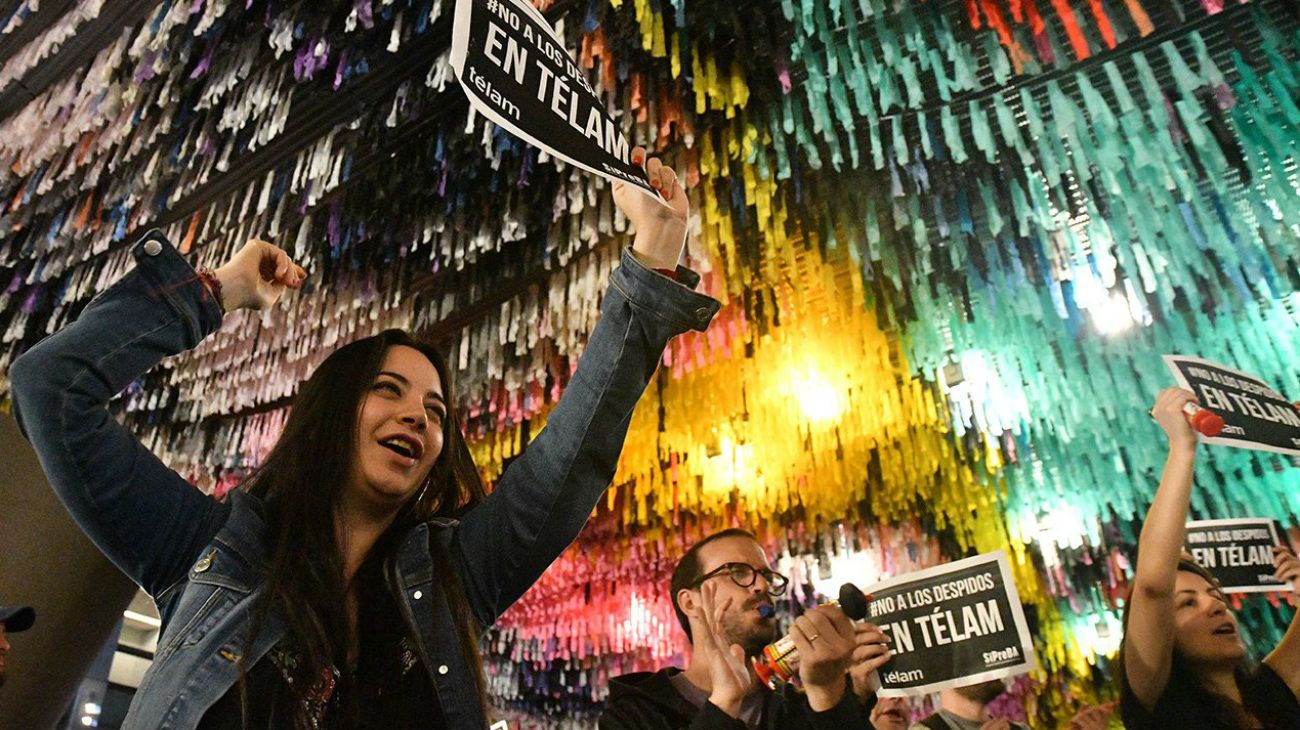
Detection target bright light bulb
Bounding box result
[703,436,756,494]
[1076,611,1123,660]
[627,592,648,635]
[794,372,844,424]
[809,550,879,600]
[1023,503,1091,562]
[123,609,161,628]
[1091,291,1134,336]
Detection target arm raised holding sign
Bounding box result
[1118,388,1300,729]
[617,146,688,270]
[1265,545,1300,697]
[1121,388,1200,714]
[7,146,719,728]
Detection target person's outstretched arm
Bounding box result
[450,149,719,626]
[8,233,304,600]
[1123,387,1200,710]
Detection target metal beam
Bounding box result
[0,0,157,123]
[0,0,79,68]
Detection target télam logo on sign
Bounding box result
[864,550,1039,698]
[1164,355,1300,455]
[1184,518,1293,594]
[450,0,663,202]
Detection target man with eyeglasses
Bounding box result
[600,528,892,729]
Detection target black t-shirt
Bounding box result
[196,635,440,730]
[197,586,444,730]
[1121,663,1300,730]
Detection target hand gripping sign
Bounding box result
[1163,355,1300,455]
[865,551,1038,697]
[451,0,661,201]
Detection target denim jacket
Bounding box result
[8,231,719,729]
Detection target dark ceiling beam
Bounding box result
[0,0,158,123]
[152,0,580,232]
[6,0,578,282]
[150,21,457,232]
[0,0,78,68]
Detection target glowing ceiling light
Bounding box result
[1091,290,1135,336]
[703,436,757,494]
[1074,610,1123,661]
[808,550,881,600]
[793,370,845,424]
[123,609,161,628]
[1021,503,1090,563]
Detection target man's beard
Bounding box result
[954,679,1004,704]
[720,600,778,657]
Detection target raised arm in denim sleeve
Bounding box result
[451,249,720,626]
[7,231,230,600]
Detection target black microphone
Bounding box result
[751,584,869,688]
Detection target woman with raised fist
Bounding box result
[9,148,716,730]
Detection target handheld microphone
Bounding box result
[751,584,870,689]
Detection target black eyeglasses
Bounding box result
[690,563,789,596]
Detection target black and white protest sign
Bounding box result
[1164,355,1300,455]
[867,551,1037,697]
[450,0,659,198]
[1186,518,1291,594]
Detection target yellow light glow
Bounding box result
[702,436,757,495]
[792,369,845,424]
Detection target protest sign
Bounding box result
[868,551,1037,697]
[1186,518,1291,594]
[450,0,659,198]
[1164,355,1300,455]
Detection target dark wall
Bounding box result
[0,411,136,730]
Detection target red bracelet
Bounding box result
[196,267,226,312]
[653,267,679,282]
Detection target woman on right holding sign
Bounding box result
[1118,388,1300,729]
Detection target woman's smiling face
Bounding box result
[347,345,447,511]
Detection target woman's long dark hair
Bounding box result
[1117,559,1260,729]
[239,329,488,728]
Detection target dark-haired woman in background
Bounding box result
[1118,388,1300,729]
[8,149,718,730]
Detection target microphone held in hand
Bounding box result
[751,584,870,689]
